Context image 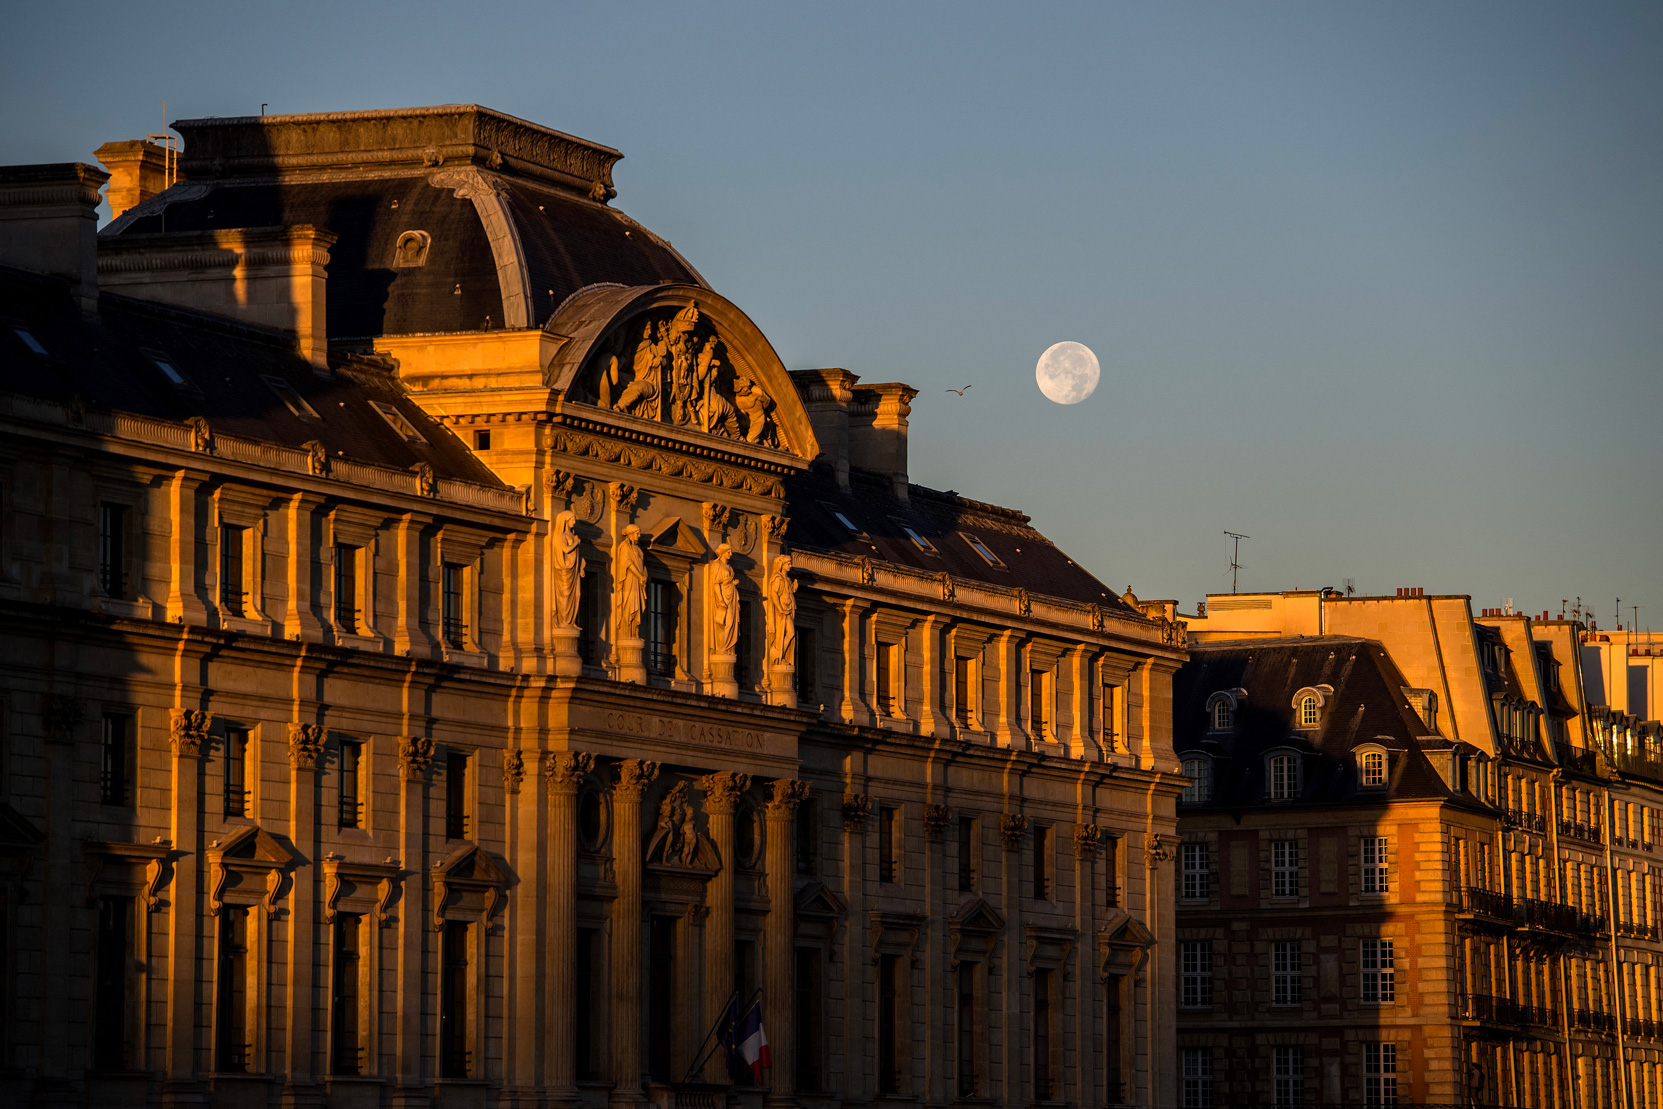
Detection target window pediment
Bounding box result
[431,843,509,930]
[207,824,300,916]
[949,897,1006,967]
[1097,908,1155,978]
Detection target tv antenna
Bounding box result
[1633,604,1642,633]
[1223,531,1249,594]
[1344,578,1356,597]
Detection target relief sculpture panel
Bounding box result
[581,304,786,451]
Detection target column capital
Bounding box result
[288,722,326,770]
[545,750,596,794]
[765,777,810,817]
[501,749,525,795]
[699,771,751,815]
[398,735,435,781]
[170,708,212,759]
[613,758,660,800]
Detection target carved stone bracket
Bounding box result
[288,722,326,771]
[302,439,329,476]
[857,556,876,586]
[609,481,640,515]
[923,804,951,841]
[412,462,437,497]
[841,792,872,832]
[1014,587,1032,618]
[1074,823,1103,860]
[1024,924,1079,979]
[1098,909,1156,980]
[206,824,298,918]
[1089,603,1104,632]
[187,416,213,453]
[948,898,1006,969]
[399,736,436,782]
[765,514,790,543]
[547,469,579,500]
[938,573,955,602]
[170,708,212,759]
[501,750,525,795]
[83,839,172,910]
[1001,813,1029,850]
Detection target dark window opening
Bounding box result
[100,713,132,807]
[93,895,132,1072]
[879,805,899,884]
[875,642,897,716]
[1101,683,1118,747]
[441,562,466,648]
[795,946,824,1092]
[333,545,358,632]
[439,920,470,1077]
[576,927,599,1081]
[879,953,902,1094]
[578,789,603,850]
[337,739,361,829]
[956,963,980,1097]
[216,906,250,1073]
[795,798,817,875]
[647,915,676,1081]
[223,727,248,819]
[219,524,245,616]
[737,597,756,687]
[98,503,127,598]
[1033,823,1052,900]
[1105,834,1120,907]
[331,914,361,1075]
[1034,967,1055,1100]
[473,429,491,451]
[647,579,678,678]
[1030,668,1048,738]
[954,655,974,727]
[1105,975,1124,1104]
[958,815,977,892]
[445,750,470,840]
[795,626,817,704]
[736,807,758,867]
[578,570,601,664]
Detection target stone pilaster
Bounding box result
[700,771,751,1081]
[166,708,210,1104]
[611,759,659,1108]
[283,723,326,1108]
[764,779,810,1107]
[395,737,435,1109]
[547,752,595,1102]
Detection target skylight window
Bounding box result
[822,502,869,539]
[9,325,46,356]
[141,347,194,389]
[895,521,937,553]
[369,400,427,443]
[959,531,1005,568]
[262,375,321,419]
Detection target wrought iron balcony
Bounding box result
[1557,818,1603,845]
[1455,885,1513,922]
[1626,1015,1663,1042]
[1514,897,1581,934]
[1555,741,1602,777]
[1501,808,1547,834]
[1571,1007,1616,1034]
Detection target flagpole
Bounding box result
[682,986,759,1084]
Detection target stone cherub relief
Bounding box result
[584,305,785,450]
[646,781,719,870]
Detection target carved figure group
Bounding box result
[648,781,704,867]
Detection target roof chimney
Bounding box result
[848,381,918,501]
[790,368,858,490]
[0,162,108,313]
[97,225,337,366]
[95,139,177,221]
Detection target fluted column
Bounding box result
[764,779,810,1107]
[547,752,595,1103]
[611,759,659,1109]
[700,772,752,1081]
[165,709,211,1106]
[395,737,435,1109]
[284,724,326,1108]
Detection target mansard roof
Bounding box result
[1173,635,1462,805]
[102,106,702,340]
[782,464,1139,613]
[0,264,503,488]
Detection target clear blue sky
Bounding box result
[6,2,1660,627]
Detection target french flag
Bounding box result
[736,1000,771,1081]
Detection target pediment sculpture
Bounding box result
[583,305,785,450]
[646,781,720,871]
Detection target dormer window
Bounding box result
[263,375,321,420]
[1291,685,1332,730]
[1360,750,1388,788]
[143,348,194,390]
[1181,756,1212,804]
[1300,697,1319,727]
[1206,689,1244,732]
[1213,701,1233,731]
[1268,753,1301,801]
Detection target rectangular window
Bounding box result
[1272,940,1302,1005]
[441,562,466,648]
[875,641,898,716]
[473,428,491,450]
[1101,682,1118,748]
[879,805,899,884]
[1273,839,1300,898]
[1181,842,1211,900]
[93,895,133,1071]
[1033,823,1052,900]
[1181,1047,1214,1109]
[578,569,601,664]
[1361,939,1395,1004]
[216,906,250,1073]
[1104,976,1124,1104]
[445,750,470,840]
[737,597,756,687]
[795,625,817,703]
[100,712,132,807]
[954,655,974,727]
[795,945,824,1092]
[575,927,599,1081]
[98,502,127,598]
[1364,1042,1398,1107]
[1274,1045,1303,1108]
[1105,833,1120,907]
[333,544,358,632]
[878,953,901,1094]
[647,579,678,678]
[1362,837,1390,894]
[958,815,977,892]
[956,963,980,1097]
[331,914,361,1075]
[439,920,471,1077]
[338,739,361,829]
[1269,754,1300,800]
[223,727,248,819]
[1180,941,1213,1008]
[219,524,245,616]
[647,915,676,1081]
[1033,967,1055,1101]
[1029,668,1048,738]
[795,798,817,875]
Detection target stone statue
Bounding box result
[613,524,646,640]
[551,510,585,629]
[614,322,665,418]
[696,337,741,437]
[710,543,740,655]
[765,553,797,667]
[734,374,779,447]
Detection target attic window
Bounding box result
[393,230,432,268]
[369,400,427,443]
[262,376,320,419]
[896,521,937,553]
[959,532,1004,568]
[8,323,47,356]
[1360,750,1388,788]
[822,503,868,540]
[142,348,194,390]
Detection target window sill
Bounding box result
[220,613,274,636]
[442,646,487,667]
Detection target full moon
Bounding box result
[1035,341,1100,405]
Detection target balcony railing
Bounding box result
[1457,992,1555,1027]
[1571,1007,1616,1034]
[1556,741,1602,777]
[1515,897,1582,934]
[1502,808,1547,834]
[1627,1016,1663,1042]
[1558,819,1603,845]
[1611,751,1663,785]
[1617,920,1661,941]
[1456,886,1513,921]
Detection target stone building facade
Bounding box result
[0,105,1185,1109]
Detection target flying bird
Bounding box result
[945,385,973,396]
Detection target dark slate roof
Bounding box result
[782,465,1139,613]
[103,174,700,340]
[1173,636,1461,807]
[0,265,502,486]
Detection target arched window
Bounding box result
[1213,701,1233,731]
[1300,696,1320,727]
[1268,754,1300,801]
[1360,751,1387,788]
[1181,757,1211,804]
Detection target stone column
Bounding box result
[611,759,659,1109]
[395,737,435,1109]
[501,750,537,1104]
[700,772,752,1081]
[548,752,595,1102]
[764,779,810,1107]
[1073,823,1102,1106]
[284,724,326,1108]
[1000,813,1029,1106]
[164,708,210,1107]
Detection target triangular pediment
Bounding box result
[435,843,510,886]
[796,880,848,919]
[951,896,1006,935]
[0,803,44,851]
[212,823,297,866]
[647,516,707,557]
[1099,908,1155,949]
